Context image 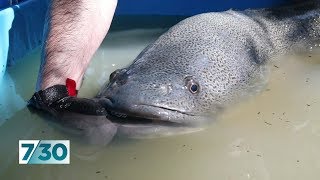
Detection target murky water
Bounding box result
[0,28,320,180]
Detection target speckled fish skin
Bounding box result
[98,3,320,128]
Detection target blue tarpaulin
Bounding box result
[116,0,289,15]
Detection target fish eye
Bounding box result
[185,76,200,94]
[109,69,120,81]
[190,84,198,93]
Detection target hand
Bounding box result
[28,85,107,117]
[28,84,117,145]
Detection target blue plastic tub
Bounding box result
[0,0,292,80]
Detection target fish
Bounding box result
[97,2,320,138]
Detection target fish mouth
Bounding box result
[99,98,195,127]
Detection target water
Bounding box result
[1,28,320,180]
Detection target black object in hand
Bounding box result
[28,85,107,117]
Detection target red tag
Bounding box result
[66,78,77,96]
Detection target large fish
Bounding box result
[97,2,320,138]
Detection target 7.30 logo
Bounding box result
[19,140,70,164]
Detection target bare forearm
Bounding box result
[37,0,117,90]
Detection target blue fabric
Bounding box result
[7,0,48,66]
[0,0,47,81]
[0,7,14,82]
[115,0,291,15]
[0,0,27,10]
[0,0,9,10]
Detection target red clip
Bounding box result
[66,78,78,97]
